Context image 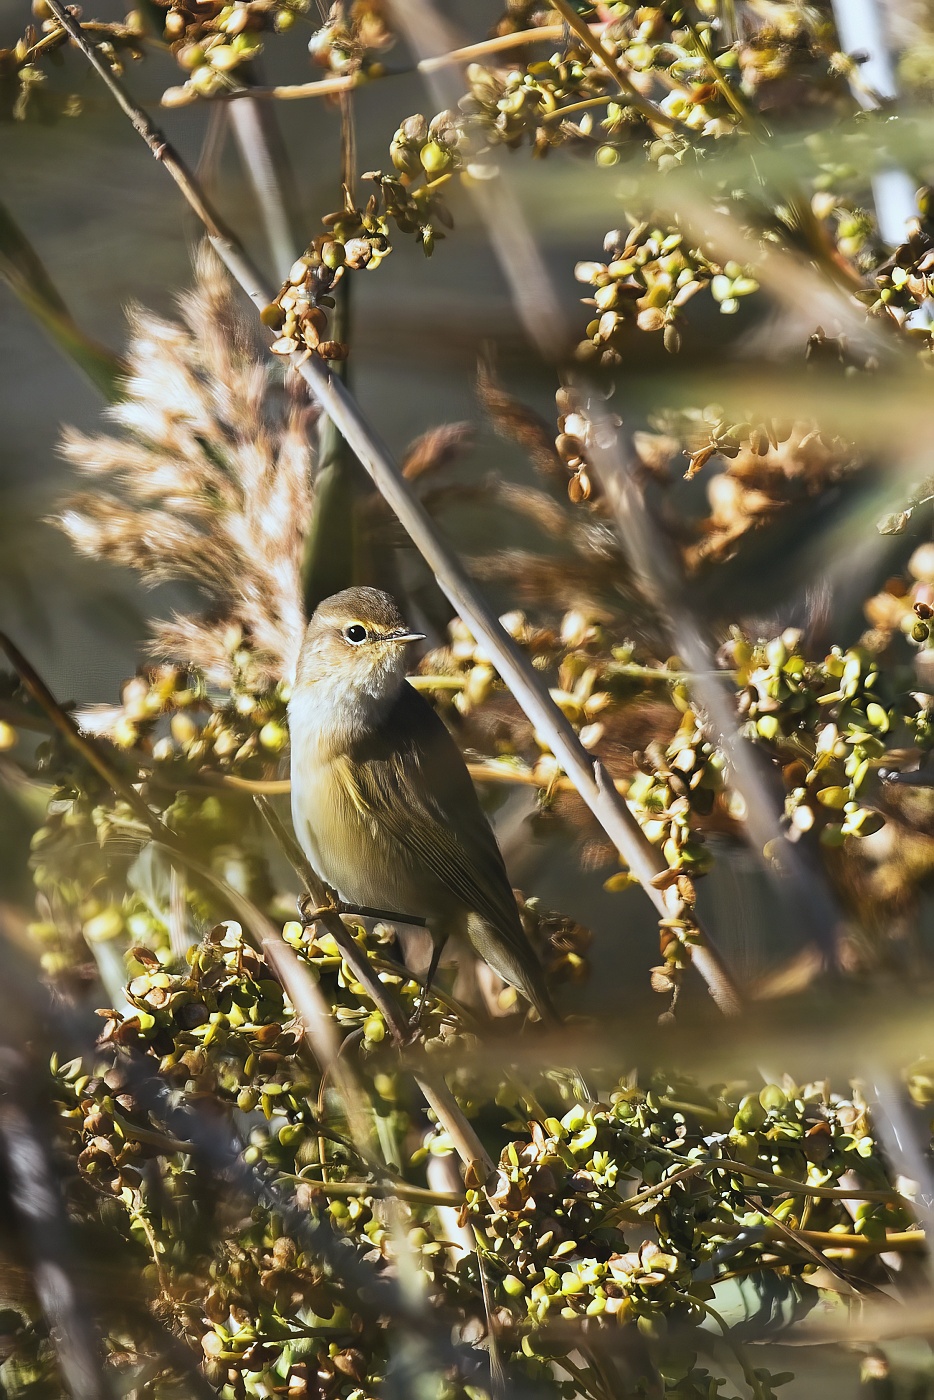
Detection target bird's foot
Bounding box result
[296,891,339,923]
[401,987,433,1048]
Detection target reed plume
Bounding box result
[56,242,314,685]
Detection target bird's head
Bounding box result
[294,587,425,708]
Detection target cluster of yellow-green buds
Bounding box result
[737,635,890,847]
[390,111,465,181]
[575,225,757,363]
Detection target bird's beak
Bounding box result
[386,629,426,644]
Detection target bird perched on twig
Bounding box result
[288,586,558,1024]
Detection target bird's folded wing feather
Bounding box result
[342,683,527,946]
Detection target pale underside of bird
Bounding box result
[288,586,557,1023]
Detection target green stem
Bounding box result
[610,664,739,683]
[0,199,125,401]
[543,95,614,124]
[279,1175,463,1207]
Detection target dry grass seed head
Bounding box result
[56,243,313,686]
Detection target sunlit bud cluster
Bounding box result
[574,225,756,365]
[160,0,307,103]
[735,633,889,848]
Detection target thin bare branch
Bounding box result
[263,937,381,1160]
[254,797,496,1179]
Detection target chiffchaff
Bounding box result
[288,586,557,1023]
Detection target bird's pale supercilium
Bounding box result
[288,586,557,1023]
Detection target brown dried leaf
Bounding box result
[477,356,563,479]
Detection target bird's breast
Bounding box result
[289,699,425,916]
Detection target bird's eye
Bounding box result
[343,623,368,645]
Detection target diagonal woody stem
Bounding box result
[41,0,742,1018]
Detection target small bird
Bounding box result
[288,586,557,1024]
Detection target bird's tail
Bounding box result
[467,913,595,1103]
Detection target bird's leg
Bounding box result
[411,935,448,1032]
[297,891,426,927]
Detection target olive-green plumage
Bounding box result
[288,586,557,1023]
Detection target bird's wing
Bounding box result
[342,682,526,946]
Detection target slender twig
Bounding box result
[254,796,496,1180]
[715,1158,907,1204]
[223,71,368,102]
[43,0,742,1018]
[547,0,677,130]
[0,630,159,830]
[614,1130,910,1206]
[264,937,383,1162]
[682,1294,769,1400]
[683,18,753,126]
[474,1240,506,1400]
[542,95,614,124]
[281,1175,463,1207]
[416,24,591,74]
[218,24,605,102]
[149,759,632,798]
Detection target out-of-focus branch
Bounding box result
[227,75,301,279]
[0,631,289,950]
[0,631,156,830]
[398,0,851,984]
[830,0,919,246]
[150,761,632,797]
[590,439,844,969]
[870,1070,934,1272]
[0,200,125,401]
[0,1047,110,1400]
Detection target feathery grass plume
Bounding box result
[56,242,313,685]
[401,421,473,480]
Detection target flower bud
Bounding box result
[177,42,206,69]
[161,83,198,106]
[419,140,452,175]
[208,44,240,70]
